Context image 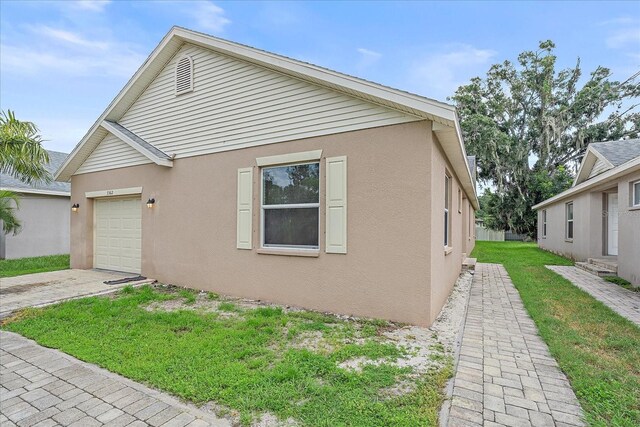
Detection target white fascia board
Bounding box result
[54,30,180,182]
[172,27,457,124]
[573,146,614,186]
[55,26,459,181]
[433,120,479,211]
[533,157,640,210]
[0,187,70,197]
[100,121,173,167]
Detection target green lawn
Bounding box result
[0,254,70,277]
[2,286,451,426]
[472,241,640,426]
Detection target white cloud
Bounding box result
[72,1,112,12]
[606,27,640,49]
[357,48,382,59]
[356,47,382,69]
[189,2,231,33]
[1,43,145,78]
[598,16,639,26]
[408,44,496,101]
[31,26,110,50]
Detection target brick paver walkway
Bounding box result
[0,331,229,427]
[547,265,640,327]
[446,263,585,427]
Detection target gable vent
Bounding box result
[175,56,193,95]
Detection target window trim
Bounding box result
[444,173,452,250]
[542,209,547,239]
[260,161,320,252]
[565,202,574,241]
[632,180,640,207]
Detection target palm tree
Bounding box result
[0,110,51,235]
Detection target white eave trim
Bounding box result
[573,146,614,186]
[100,121,173,167]
[0,187,70,197]
[533,157,640,210]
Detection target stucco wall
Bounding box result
[428,134,474,325]
[537,190,603,261]
[617,170,640,285]
[537,169,640,285]
[2,195,70,259]
[71,121,454,325]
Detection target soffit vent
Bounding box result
[175,56,193,95]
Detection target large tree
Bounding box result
[451,40,640,237]
[0,110,50,234]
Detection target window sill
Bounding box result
[444,246,453,256]
[257,248,319,258]
[629,205,640,211]
[565,239,573,243]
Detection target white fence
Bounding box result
[476,225,505,241]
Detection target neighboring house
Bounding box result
[1,150,70,259]
[55,27,478,326]
[533,139,640,285]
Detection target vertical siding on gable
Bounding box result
[75,134,152,175]
[118,44,420,159]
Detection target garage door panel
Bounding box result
[95,197,142,274]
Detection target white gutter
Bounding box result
[1,187,70,197]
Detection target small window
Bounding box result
[458,188,462,213]
[542,209,547,238]
[565,202,574,240]
[175,56,193,95]
[444,174,451,247]
[633,181,640,207]
[261,162,320,249]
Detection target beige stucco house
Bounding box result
[1,150,70,259]
[55,27,478,326]
[533,139,640,285]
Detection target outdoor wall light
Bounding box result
[71,203,80,212]
[146,198,156,208]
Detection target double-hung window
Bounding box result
[565,202,574,240]
[633,180,640,207]
[444,174,451,247]
[261,162,320,249]
[542,209,547,238]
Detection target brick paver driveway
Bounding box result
[0,269,150,319]
[445,263,585,427]
[0,331,229,427]
[547,265,640,326]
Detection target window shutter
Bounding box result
[325,156,347,254]
[237,167,253,249]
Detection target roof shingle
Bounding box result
[1,150,71,194]
[590,138,640,167]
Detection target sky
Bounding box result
[1,0,639,154]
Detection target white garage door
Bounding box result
[94,197,142,274]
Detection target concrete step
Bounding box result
[462,258,477,272]
[587,258,618,273]
[576,261,617,277]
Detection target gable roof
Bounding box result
[101,121,173,167]
[1,150,70,196]
[55,26,478,209]
[590,139,640,167]
[574,138,640,185]
[533,144,640,210]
